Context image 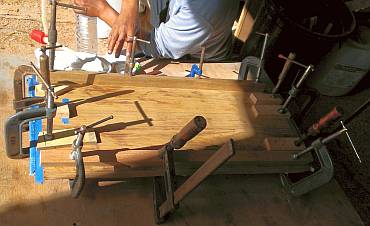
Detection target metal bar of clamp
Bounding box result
[69,115,113,198]
[255,32,269,83]
[293,121,361,162]
[278,63,314,114]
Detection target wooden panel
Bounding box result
[38,72,311,179]
[234,1,255,43]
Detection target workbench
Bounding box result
[30,67,312,181]
[0,57,364,226]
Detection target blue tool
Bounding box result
[27,75,44,183]
[187,64,203,78]
[186,47,205,78]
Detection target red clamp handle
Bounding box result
[30,29,48,44]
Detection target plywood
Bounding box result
[35,72,312,180]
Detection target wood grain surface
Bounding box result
[37,72,312,179]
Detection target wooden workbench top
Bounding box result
[34,71,311,180]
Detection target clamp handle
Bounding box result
[42,44,63,51]
[293,121,361,163]
[340,121,361,163]
[278,54,310,69]
[30,29,48,44]
[170,116,207,150]
[295,106,344,146]
[312,107,344,132]
[86,115,114,129]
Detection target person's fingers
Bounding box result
[112,30,125,57]
[114,40,124,58]
[73,8,87,15]
[73,0,87,14]
[108,30,119,54]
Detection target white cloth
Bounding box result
[34,48,127,73]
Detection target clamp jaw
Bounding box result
[6,59,59,158]
[154,116,207,223]
[4,108,49,158]
[13,45,61,113]
[69,125,87,199]
[281,121,360,196]
[153,116,235,224]
[13,65,44,112]
[69,116,113,198]
[280,139,333,197]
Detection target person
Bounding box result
[74,0,239,60]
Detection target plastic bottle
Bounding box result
[75,14,98,54]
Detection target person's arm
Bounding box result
[74,0,118,26]
[108,0,139,57]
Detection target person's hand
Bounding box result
[108,0,138,58]
[73,0,108,18]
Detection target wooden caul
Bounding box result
[37,71,311,180]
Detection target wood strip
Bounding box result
[159,140,235,217]
[41,147,312,179]
[249,93,282,105]
[42,162,163,179]
[264,137,304,151]
[41,149,312,164]
[251,105,290,118]
[49,71,266,92]
[234,0,254,43]
[37,130,97,150]
[43,157,313,180]
[35,84,70,96]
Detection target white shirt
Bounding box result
[145,0,239,60]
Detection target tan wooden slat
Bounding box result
[249,92,282,105]
[264,137,304,151]
[251,105,290,118]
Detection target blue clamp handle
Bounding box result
[186,64,202,78]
